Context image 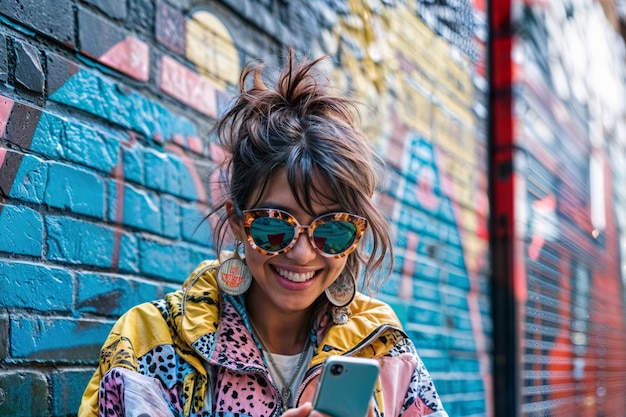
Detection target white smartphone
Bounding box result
[311,356,380,417]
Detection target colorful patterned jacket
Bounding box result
[78,261,448,417]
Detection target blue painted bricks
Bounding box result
[45,216,115,269]
[0,205,43,256]
[45,163,106,219]
[10,316,114,360]
[0,261,72,310]
[0,372,48,416]
[6,152,48,204]
[76,272,160,316]
[50,370,94,416]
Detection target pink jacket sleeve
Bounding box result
[378,351,448,417]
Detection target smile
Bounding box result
[274,266,316,283]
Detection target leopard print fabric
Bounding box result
[201,300,279,416]
[100,336,138,371]
[99,368,124,417]
[154,291,279,416]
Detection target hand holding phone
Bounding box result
[311,356,379,417]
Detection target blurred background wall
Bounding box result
[0,0,624,416]
[490,0,626,416]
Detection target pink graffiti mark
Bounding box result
[109,134,209,270]
[399,231,419,300]
[166,141,211,241]
[207,142,235,236]
[187,136,203,155]
[172,133,203,155]
[415,166,439,211]
[159,55,218,118]
[172,133,185,148]
[208,143,227,200]
[207,169,222,233]
[0,98,15,191]
[209,142,227,167]
[165,143,207,204]
[0,97,15,137]
[165,142,214,247]
[99,37,150,82]
[110,134,139,271]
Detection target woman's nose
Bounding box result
[285,230,317,263]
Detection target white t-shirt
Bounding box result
[264,343,315,408]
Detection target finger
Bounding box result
[282,402,313,417]
[308,411,329,417]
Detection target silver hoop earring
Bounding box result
[217,241,252,295]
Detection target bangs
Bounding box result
[285,151,356,216]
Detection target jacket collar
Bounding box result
[174,261,265,372]
[176,261,404,371]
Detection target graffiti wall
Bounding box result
[0,1,490,415]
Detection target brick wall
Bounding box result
[0,1,490,416]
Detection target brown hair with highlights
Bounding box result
[208,48,393,296]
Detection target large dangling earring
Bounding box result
[217,241,252,295]
[325,273,356,325]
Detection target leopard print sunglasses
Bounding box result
[241,208,368,258]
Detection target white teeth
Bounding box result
[275,267,316,282]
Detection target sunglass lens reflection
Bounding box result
[312,221,357,254]
[249,217,295,252]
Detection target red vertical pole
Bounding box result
[488,0,521,415]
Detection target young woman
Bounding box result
[79,49,448,417]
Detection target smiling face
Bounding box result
[213,52,394,322]
[229,168,350,316]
